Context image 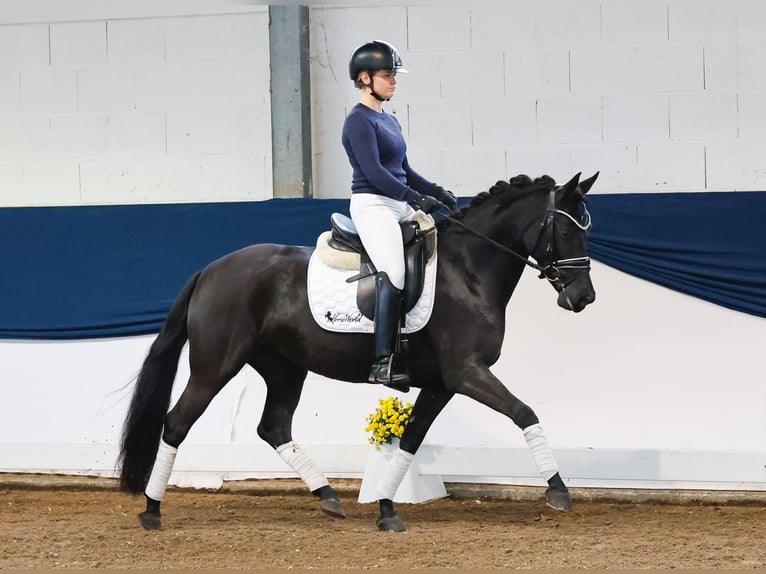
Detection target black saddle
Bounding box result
[328,213,436,320]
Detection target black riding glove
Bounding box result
[431,185,457,211]
[413,193,443,214]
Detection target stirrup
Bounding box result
[368,355,410,393]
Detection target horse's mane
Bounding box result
[436,174,557,232]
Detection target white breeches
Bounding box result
[350,193,419,290]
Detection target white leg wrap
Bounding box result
[523,423,559,481]
[276,441,329,492]
[145,440,177,502]
[376,447,414,501]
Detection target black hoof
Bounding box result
[545,487,574,512]
[319,497,346,519]
[138,511,163,530]
[376,514,406,532]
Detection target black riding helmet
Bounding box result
[348,40,409,81]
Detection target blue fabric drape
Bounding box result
[586,192,766,319]
[1,192,764,339]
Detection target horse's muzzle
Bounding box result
[557,285,596,313]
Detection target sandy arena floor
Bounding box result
[1,476,765,569]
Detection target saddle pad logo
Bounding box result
[307,252,437,334]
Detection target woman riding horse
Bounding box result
[118,168,598,532]
[344,40,457,392]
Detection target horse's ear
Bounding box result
[579,172,599,195]
[562,172,581,195]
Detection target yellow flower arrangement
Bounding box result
[364,396,413,450]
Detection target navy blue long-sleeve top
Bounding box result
[342,103,435,202]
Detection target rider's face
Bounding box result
[369,70,397,98]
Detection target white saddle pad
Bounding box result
[307,250,437,334]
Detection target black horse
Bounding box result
[119,172,598,532]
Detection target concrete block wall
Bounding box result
[310,1,766,198]
[2,2,766,206]
[0,4,270,207]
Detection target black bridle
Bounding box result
[440,189,592,296]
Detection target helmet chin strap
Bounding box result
[364,73,389,102]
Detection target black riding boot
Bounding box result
[368,272,410,393]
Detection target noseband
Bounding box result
[441,189,592,301]
[529,189,592,308]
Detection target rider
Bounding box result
[342,40,457,393]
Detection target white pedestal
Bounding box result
[357,441,448,504]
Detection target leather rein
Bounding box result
[439,189,592,294]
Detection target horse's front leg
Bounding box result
[375,388,454,532]
[447,364,573,512]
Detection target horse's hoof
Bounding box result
[376,514,406,532]
[545,487,574,512]
[319,497,346,519]
[138,511,163,530]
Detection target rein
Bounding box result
[439,189,592,293]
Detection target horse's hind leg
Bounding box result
[139,366,243,530]
[252,349,346,519]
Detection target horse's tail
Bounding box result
[118,271,201,493]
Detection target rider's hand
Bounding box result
[413,193,443,214]
[432,186,457,211]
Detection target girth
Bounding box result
[328,213,436,320]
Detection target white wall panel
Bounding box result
[537,96,603,145]
[601,0,667,45]
[637,143,705,191]
[703,43,738,91]
[603,94,668,143]
[392,52,441,101]
[76,68,135,113]
[636,44,704,93]
[21,159,80,204]
[407,101,472,148]
[505,46,570,97]
[50,114,107,158]
[570,144,639,193]
[0,115,50,161]
[570,45,637,94]
[50,21,106,66]
[533,0,601,46]
[441,146,506,196]
[0,70,20,111]
[199,154,270,201]
[737,92,766,140]
[706,141,766,190]
[400,146,442,189]
[167,109,234,155]
[738,0,766,41]
[669,0,737,42]
[737,42,766,90]
[440,50,505,101]
[309,7,349,72]
[347,7,408,53]
[469,3,535,50]
[506,145,573,184]
[20,69,77,113]
[106,19,166,64]
[0,162,23,204]
[472,98,536,147]
[0,23,49,67]
[407,6,470,52]
[669,92,738,141]
[106,112,165,157]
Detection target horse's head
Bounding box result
[528,172,598,313]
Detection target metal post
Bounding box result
[269,5,313,198]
